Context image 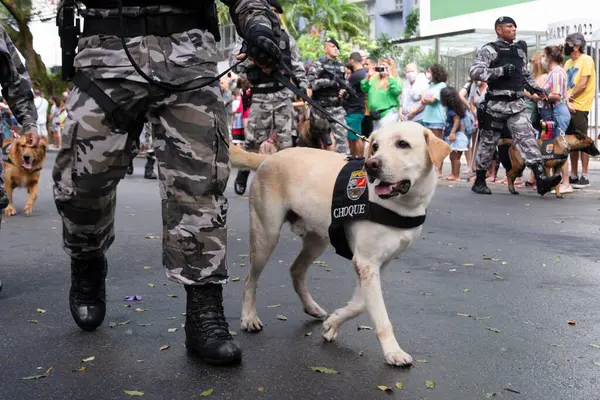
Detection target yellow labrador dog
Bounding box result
[229,121,450,366]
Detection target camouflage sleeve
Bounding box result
[469,44,504,83]
[307,60,334,90]
[229,37,249,78]
[222,0,281,39]
[288,35,308,89]
[0,27,37,133]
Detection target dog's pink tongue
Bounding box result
[23,162,32,170]
[375,183,392,195]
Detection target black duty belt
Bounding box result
[485,93,524,102]
[251,85,284,94]
[83,13,203,37]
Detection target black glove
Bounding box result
[533,86,549,97]
[245,22,285,70]
[502,64,516,77]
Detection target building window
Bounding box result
[395,0,403,10]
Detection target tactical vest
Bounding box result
[328,158,427,260]
[80,0,220,41]
[313,56,345,101]
[487,40,525,94]
[245,30,293,89]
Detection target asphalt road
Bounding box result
[1,152,600,400]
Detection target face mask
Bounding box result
[541,56,548,70]
[425,72,432,81]
[405,71,417,81]
[564,43,574,56]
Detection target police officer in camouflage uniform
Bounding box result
[54,0,286,366]
[229,0,307,195]
[307,38,349,154]
[0,26,40,294]
[469,16,561,196]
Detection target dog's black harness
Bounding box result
[540,139,568,161]
[2,141,43,172]
[328,157,427,260]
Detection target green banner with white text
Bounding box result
[430,0,537,21]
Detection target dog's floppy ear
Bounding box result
[423,128,451,169]
[364,132,376,158]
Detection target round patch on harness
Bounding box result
[347,170,367,201]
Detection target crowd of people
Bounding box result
[220,20,596,197]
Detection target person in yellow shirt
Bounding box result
[564,32,596,188]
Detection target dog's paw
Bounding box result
[303,303,328,320]
[322,319,340,342]
[241,315,263,332]
[4,206,16,216]
[24,203,34,216]
[384,350,413,367]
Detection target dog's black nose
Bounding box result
[365,158,381,173]
[23,154,31,161]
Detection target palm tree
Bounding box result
[217,1,231,26]
[282,0,368,41]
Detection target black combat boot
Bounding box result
[0,279,3,293]
[126,161,134,175]
[70,256,107,331]
[531,162,562,196]
[0,187,8,210]
[234,170,250,195]
[144,155,157,180]
[185,284,242,366]
[471,170,492,195]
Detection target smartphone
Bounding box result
[375,67,385,72]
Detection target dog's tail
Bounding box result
[229,145,267,171]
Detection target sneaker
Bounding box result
[569,176,579,185]
[572,176,590,189]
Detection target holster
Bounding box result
[57,0,81,81]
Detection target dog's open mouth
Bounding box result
[22,158,33,170]
[374,179,411,198]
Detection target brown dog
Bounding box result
[506,132,599,198]
[2,135,47,216]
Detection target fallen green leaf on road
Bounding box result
[426,380,436,389]
[591,344,600,349]
[145,235,159,239]
[167,294,178,298]
[258,387,264,392]
[314,260,328,266]
[239,263,246,267]
[123,390,144,396]
[231,277,241,282]
[167,317,177,320]
[551,344,567,347]
[501,261,508,265]
[160,345,170,351]
[358,325,373,330]
[124,304,131,308]
[36,308,46,314]
[143,266,151,270]
[82,356,95,362]
[135,308,147,312]
[456,313,471,317]
[376,385,392,392]
[229,330,237,336]
[485,327,500,333]
[463,263,473,267]
[593,362,600,367]
[29,320,38,323]
[21,366,54,380]
[463,289,470,293]
[167,328,177,333]
[72,366,86,373]
[276,315,288,321]
[305,332,312,336]
[199,388,214,397]
[311,366,339,374]
[416,359,429,363]
[147,283,156,288]
[395,381,403,389]
[483,257,492,260]
[267,304,281,308]
[485,393,496,398]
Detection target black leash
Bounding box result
[276,64,370,143]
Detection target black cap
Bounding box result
[268,0,283,14]
[495,16,517,28]
[326,37,339,50]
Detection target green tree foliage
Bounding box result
[368,34,403,62]
[404,7,419,38]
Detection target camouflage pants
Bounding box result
[53,27,230,286]
[310,105,349,154]
[476,108,541,170]
[245,91,294,152]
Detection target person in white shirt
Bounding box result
[33,89,49,137]
[400,63,429,124]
